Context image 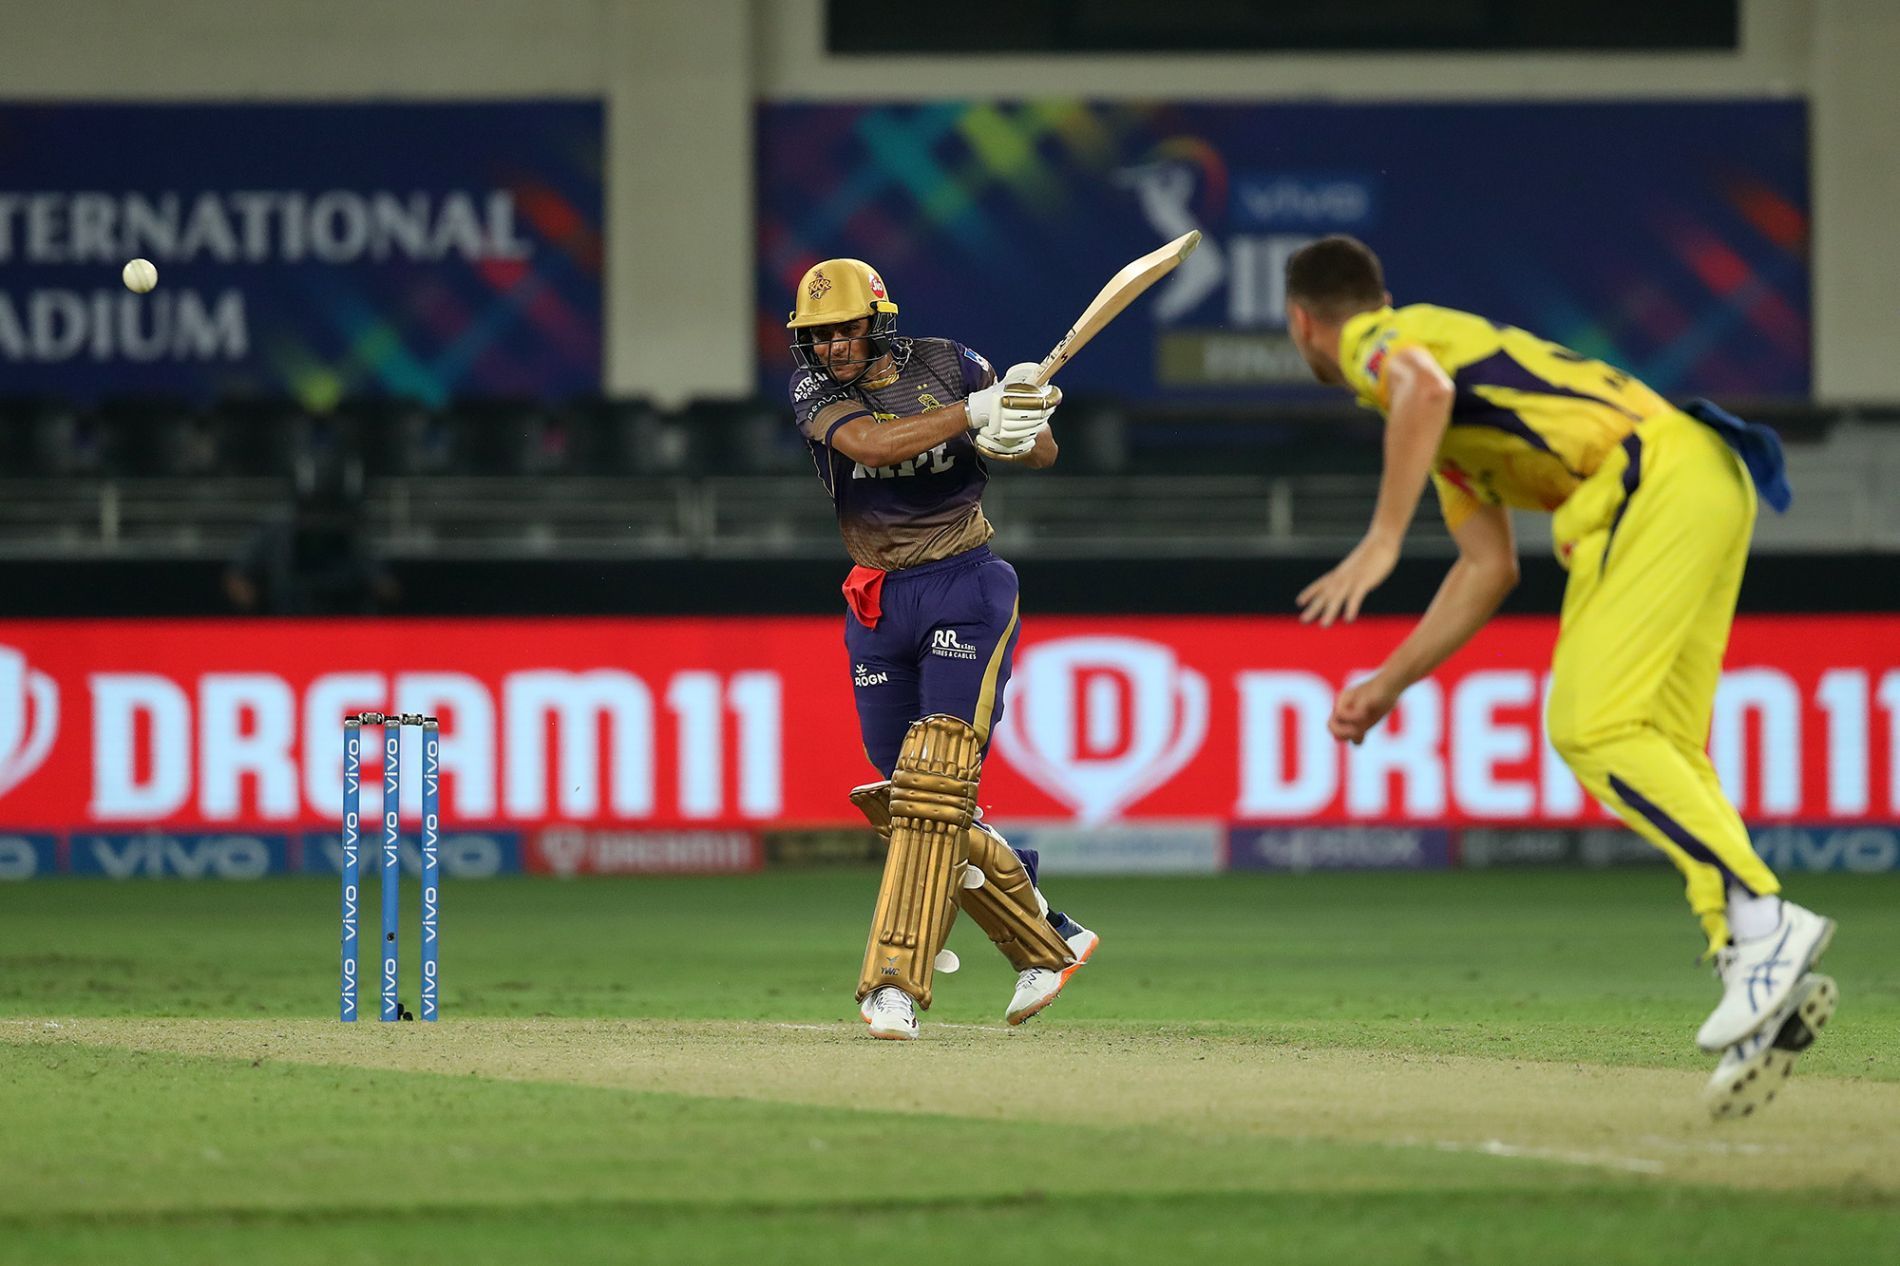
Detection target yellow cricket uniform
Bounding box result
[1339,304,1780,952]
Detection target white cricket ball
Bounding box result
[122,258,158,293]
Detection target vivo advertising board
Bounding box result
[0,102,602,404]
[0,617,1893,846]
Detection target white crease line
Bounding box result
[1431,1138,1666,1175]
[771,1022,1016,1035]
[1634,1134,1782,1157]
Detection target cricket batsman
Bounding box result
[785,258,1098,1040]
[1283,235,1836,1117]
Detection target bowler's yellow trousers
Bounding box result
[1544,409,1780,955]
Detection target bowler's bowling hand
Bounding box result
[1328,676,1399,745]
[1298,535,1399,626]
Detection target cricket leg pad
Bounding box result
[961,823,1075,973]
[856,716,981,1008]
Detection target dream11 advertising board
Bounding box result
[0,616,1895,879]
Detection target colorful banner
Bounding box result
[758,101,1810,400]
[0,102,602,405]
[0,615,1893,835]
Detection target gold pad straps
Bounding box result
[855,717,980,1008]
[962,825,1076,972]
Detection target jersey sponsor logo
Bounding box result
[851,442,955,480]
[928,629,979,661]
[853,664,889,687]
[963,348,993,379]
[917,392,943,412]
[1364,331,1396,382]
[1437,460,1476,498]
[793,374,824,402]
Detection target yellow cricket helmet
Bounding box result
[787,258,900,378]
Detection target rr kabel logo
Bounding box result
[0,645,58,801]
[929,629,977,661]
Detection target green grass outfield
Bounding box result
[3,869,1897,1264]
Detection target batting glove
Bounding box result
[966,378,1061,452]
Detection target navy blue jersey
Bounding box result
[790,337,998,570]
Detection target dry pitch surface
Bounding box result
[12,1015,1900,1194]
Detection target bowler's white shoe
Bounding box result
[1005,925,1099,1026]
[860,986,918,1041]
[1696,902,1835,1052]
[1704,973,1838,1120]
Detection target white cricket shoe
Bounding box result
[1697,901,1835,1052]
[1005,924,1099,1026]
[1704,973,1838,1120]
[860,986,918,1041]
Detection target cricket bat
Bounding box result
[1030,230,1202,387]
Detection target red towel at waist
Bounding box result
[843,565,885,629]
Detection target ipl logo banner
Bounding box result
[758,101,1810,400]
[994,636,1208,824]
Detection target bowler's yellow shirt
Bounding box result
[1338,304,1675,529]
